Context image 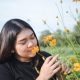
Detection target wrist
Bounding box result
[36,75,48,80]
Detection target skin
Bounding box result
[15,29,37,62]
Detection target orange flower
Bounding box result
[49,39,57,47]
[32,46,39,54]
[43,35,53,44]
[43,35,57,47]
[73,63,80,72]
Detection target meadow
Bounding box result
[39,34,80,80]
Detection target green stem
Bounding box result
[65,33,78,56]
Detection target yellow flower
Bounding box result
[69,56,78,63]
[43,37,49,44]
[32,46,39,54]
[43,35,53,44]
[46,35,53,41]
[43,35,57,47]
[63,72,67,75]
[73,63,80,72]
[49,39,57,47]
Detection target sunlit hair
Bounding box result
[0,19,39,62]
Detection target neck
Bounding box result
[15,55,32,62]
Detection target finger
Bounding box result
[61,63,71,74]
[61,63,67,73]
[65,68,71,74]
[51,61,61,70]
[44,56,53,64]
[48,54,59,66]
[52,66,61,75]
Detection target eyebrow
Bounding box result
[17,33,34,42]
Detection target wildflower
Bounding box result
[63,72,67,75]
[73,63,80,72]
[32,46,39,54]
[49,39,57,47]
[69,56,78,63]
[43,35,53,44]
[46,35,53,41]
[43,35,57,47]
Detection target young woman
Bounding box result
[0,19,69,80]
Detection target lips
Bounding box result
[27,48,33,53]
[27,49,32,52]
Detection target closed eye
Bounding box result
[30,34,35,39]
[18,40,27,45]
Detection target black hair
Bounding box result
[0,19,39,62]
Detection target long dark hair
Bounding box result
[0,19,39,62]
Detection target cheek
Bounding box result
[15,45,25,55]
[33,39,38,46]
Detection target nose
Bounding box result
[27,41,33,48]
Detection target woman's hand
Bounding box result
[60,63,71,75]
[36,55,61,80]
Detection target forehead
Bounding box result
[16,29,34,41]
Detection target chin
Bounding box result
[30,53,36,57]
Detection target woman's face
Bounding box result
[15,29,37,62]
